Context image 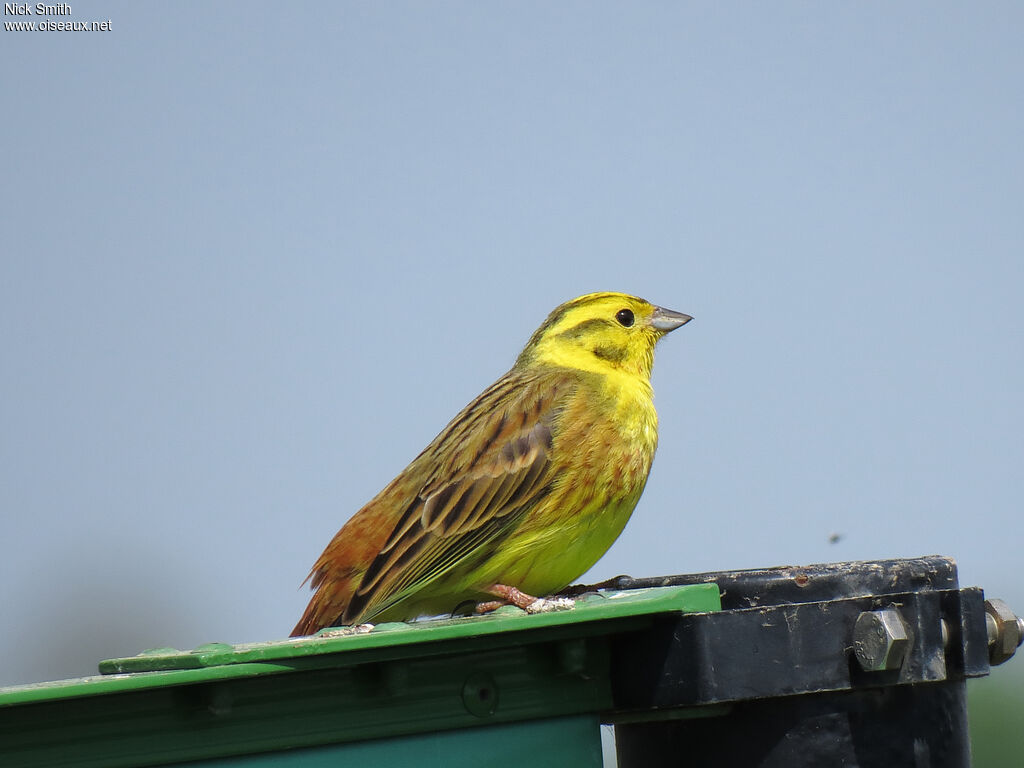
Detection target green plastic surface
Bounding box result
[1,584,719,706]
[0,584,720,767]
[106,584,718,673]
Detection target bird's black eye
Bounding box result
[615,308,635,327]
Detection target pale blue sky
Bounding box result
[2,1,1021,687]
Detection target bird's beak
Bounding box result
[650,306,692,333]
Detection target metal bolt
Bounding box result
[984,598,1023,666]
[853,608,911,671]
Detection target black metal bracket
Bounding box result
[600,555,1007,768]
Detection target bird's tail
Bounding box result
[290,565,362,636]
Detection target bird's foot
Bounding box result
[477,583,575,615]
[473,600,506,614]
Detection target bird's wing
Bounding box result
[342,373,566,623]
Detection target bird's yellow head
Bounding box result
[515,292,691,379]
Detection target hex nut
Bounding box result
[854,608,911,671]
[984,598,1023,666]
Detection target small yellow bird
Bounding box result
[292,292,690,635]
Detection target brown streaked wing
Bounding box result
[342,371,566,623]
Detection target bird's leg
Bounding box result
[476,583,575,614]
[473,585,528,615]
[486,583,539,609]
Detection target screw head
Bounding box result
[853,608,911,671]
[462,671,499,717]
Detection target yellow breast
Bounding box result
[475,370,659,595]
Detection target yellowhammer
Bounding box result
[292,292,690,635]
